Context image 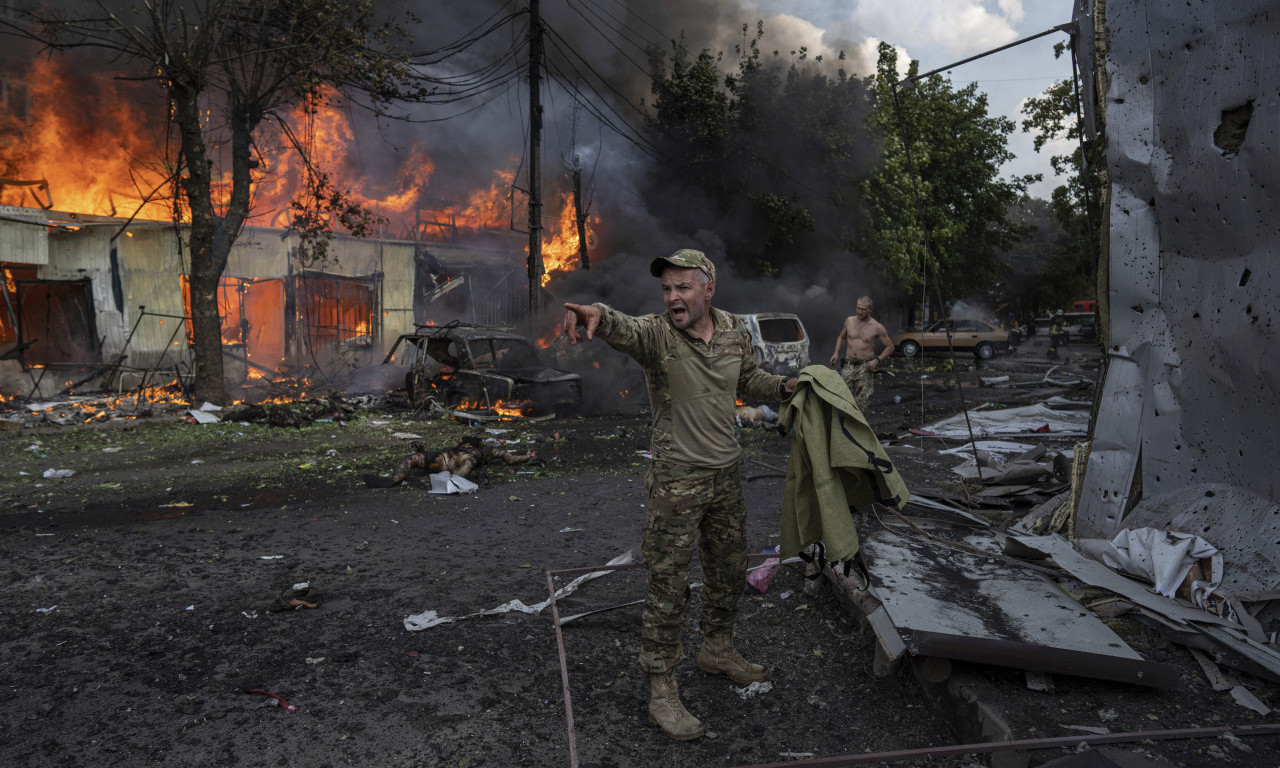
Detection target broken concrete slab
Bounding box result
[858,520,1178,687]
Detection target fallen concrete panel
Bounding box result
[859,524,1178,687]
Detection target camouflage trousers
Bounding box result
[639,461,748,674]
[840,359,874,413]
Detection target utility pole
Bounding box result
[527,0,544,313]
[571,154,590,270]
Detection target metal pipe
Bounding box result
[728,723,1280,768]
[546,569,579,768]
[896,23,1075,87]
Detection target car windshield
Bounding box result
[467,337,543,369]
[926,319,991,333]
[757,318,804,343]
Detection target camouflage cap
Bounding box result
[649,248,716,283]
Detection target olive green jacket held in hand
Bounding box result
[779,365,910,563]
[591,303,788,469]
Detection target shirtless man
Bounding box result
[828,296,895,413]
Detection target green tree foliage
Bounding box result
[862,42,1032,310]
[1003,195,1068,317]
[6,0,422,403]
[1019,42,1104,308]
[644,25,874,277]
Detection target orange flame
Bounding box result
[1,63,597,278]
[539,192,597,285]
[0,59,174,219]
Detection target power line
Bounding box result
[541,31,663,161]
[564,0,660,78]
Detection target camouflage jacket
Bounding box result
[592,303,786,468]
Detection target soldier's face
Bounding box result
[660,267,714,330]
[856,303,872,320]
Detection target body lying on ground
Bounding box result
[363,435,535,488]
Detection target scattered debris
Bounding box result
[429,472,478,495]
[733,681,773,699]
[222,396,355,428]
[1230,685,1271,715]
[185,402,222,424]
[242,688,297,712]
[275,587,323,611]
[404,550,634,631]
[922,401,1090,438]
[746,546,782,594]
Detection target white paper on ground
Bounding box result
[428,471,479,494]
[734,681,773,699]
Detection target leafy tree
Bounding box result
[1020,42,1104,309]
[643,24,874,277]
[862,42,1032,313]
[1002,195,1068,317]
[3,1,422,403]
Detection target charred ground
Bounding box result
[0,338,1276,767]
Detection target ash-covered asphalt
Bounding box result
[1,338,1276,767]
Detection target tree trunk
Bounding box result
[172,82,228,405]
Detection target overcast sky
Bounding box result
[732,0,1080,198]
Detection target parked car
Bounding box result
[383,322,582,414]
[736,312,810,376]
[892,318,1012,360]
[1033,312,1097,344]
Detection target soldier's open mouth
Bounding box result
[670,306,687,321]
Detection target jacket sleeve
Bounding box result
[591,303,661,367]
[734,316,787,401]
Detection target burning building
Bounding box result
[0,205,557,399]
[0,58,594,401]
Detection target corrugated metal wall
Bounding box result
[1078,0,1280,536]
[0,205,49,265]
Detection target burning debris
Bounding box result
[362,435,536,488]
[220,395,360,428]
[0,381,190,427]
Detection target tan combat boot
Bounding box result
[647,671,704,741]
[697,633,767,684]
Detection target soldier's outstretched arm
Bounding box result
[562,302,602,343]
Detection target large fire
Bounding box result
[0,62,594,277]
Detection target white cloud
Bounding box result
[844,0,1022,58]
[998,0,1026,24]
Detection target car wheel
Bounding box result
[899,340,921,358]
[974,342,995,360]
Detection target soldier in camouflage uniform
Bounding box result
[562,248,795,741]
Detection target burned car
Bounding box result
[736,312,810,376]
[384,322,581,415]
